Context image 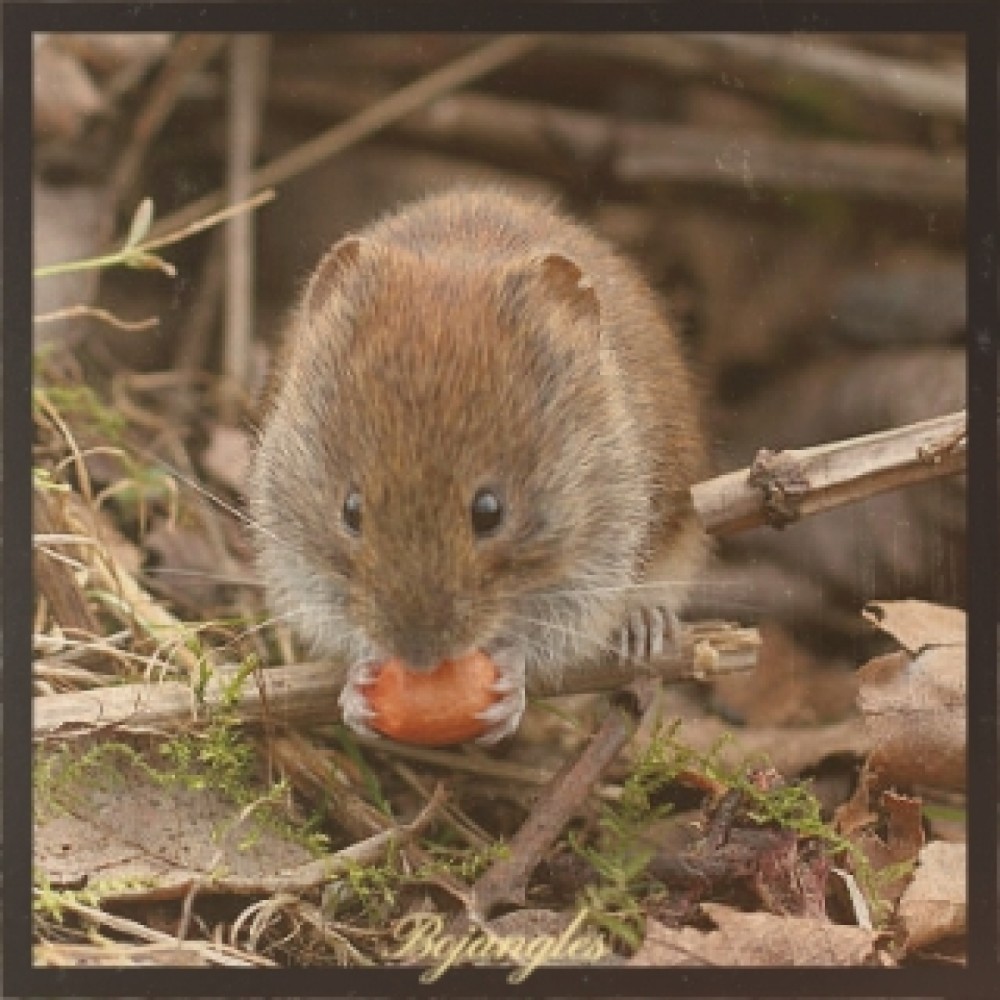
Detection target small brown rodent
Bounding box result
[247,188,707,742]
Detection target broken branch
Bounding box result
[691,410,966,537]
[32,621,759,741]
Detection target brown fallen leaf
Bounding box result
[834,755,927,911]
[35,743,315,901]
[632,903,882,966]
[896,840,966,953]
[857,644,965,791]
[863,599,965,654]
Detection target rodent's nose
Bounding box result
[391,633,455,672]
[392,616,466,670]
[383,597,470,671]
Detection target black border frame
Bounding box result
[4,3,997,996]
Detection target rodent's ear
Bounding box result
[301,235,368,318]
[503,252,600,331]
[536,252,600,325]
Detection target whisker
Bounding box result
[132,446,281,545]
[534,578,746,598]
[220,609,306,649]
[501,610,621,660]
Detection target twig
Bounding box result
[244,783,448,895]
[684,34,965,120]
[366,741,557,788]
[32,621,759,741]
[391,760,494,850]
[146,35,542,242]
[33,490,100,637]
[468,678,659,919]
[223,35,270,412]
[265,731,390,840]
[33,305,159,332]
[691,410,966,537]
[169,229,226,421]
[34,190,275,278]
[617,126,962,205]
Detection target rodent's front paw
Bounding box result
[337,660,382,740]
[474,646,527,745]
[615,605,682,662]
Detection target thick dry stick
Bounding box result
[683,34,965,120]
[546,35,964,120]
[469,678,658,919]
[692,410,966,537]
[223,35,270,413]
[32,621,759,740]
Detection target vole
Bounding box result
[247,188,708,744]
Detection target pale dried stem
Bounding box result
[223,35,270,412]
[32,621,759,740]
[683,33,965,120]
[691,410,967,537]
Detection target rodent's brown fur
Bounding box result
[248,187,707,683]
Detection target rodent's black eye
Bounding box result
[342,487,363,535]
[471,487,505,537]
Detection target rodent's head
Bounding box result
[248,235,649,674]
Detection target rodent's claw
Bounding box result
[616,605,681,662]
[349,660,381,688]
[338,661,381,739]
[475,646,526,744]
[475,691,526,745]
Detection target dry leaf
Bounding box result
[863,600,965,654]
[882,791,925,861]
[857,645,965,791]
[35,744,315,901]
[896,841,966,953]
[834,772,925,909]
[632,904,880,966]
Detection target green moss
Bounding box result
[417,839,510,884]
[34,384,127,441]
[571,719,903,945]
[34,663,328,910]
[330,848,405,924]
